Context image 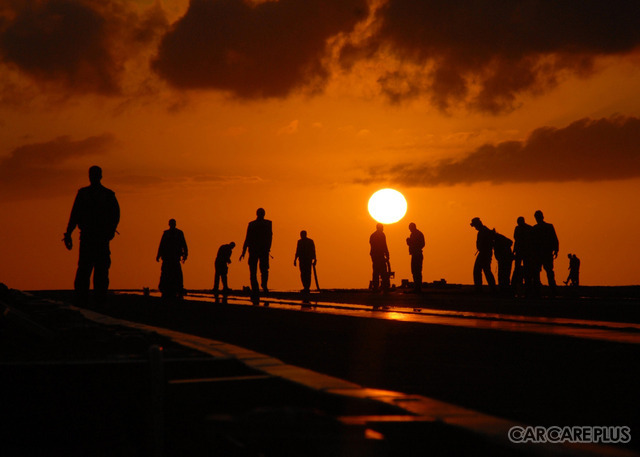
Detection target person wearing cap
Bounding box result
[531,210,559,297]
[213,241,235,303]
[470,217,496,292]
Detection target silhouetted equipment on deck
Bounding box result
[386,259,395,279]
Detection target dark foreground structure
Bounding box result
[2,284,639,457]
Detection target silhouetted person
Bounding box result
[294,230,316,302]
[406,222,425,292]
[156,219,188,299]
[564,253,580,287]
[470,217,496,292]
[493,229,513,293]
[64,166,120,307]
[511,216,534,297]
[370,223,390,292]
[240,208,273,303]
[531,210,559,297]
[213,242,235,303]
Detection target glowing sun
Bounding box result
[368,188,407,224]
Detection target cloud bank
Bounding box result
[0,134,115,199]
[0,133,264,199]
[1,0,638,110]
[0,0,168,95]
[152,0,368,98]
[152,0,640,106]
[361,116,640,186]
[355,0,640,112]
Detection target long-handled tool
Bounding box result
[386,259,395,279]
[313,263,321,291]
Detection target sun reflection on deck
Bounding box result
[121,291,640,345]
[382,311,412,322]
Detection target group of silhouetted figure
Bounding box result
[368,213,579,299]
[470,212,579,298]
[63,166,317,306]
[367,222,426,294]
[63,167,579,307]
[154,208,318,304]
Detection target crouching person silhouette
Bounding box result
[214,242,235,303]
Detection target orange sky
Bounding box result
[1,0,640,291]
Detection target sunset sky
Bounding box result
[1,0,639,292]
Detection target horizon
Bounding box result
[1,1,639,291]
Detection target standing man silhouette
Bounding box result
[294,230,316,302]
[63,166,120,307]
[369,223,390,292]
[406,222,426,292]
[156,219,188,299]
[511,216,534,297]
[492,229,513,293]
[531,210,559,297]
[470,217,496,292]
[240,208,273,303]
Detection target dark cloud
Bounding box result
[152,0,368,98]
[355,0,640,112]
[361,116,640,186]
[1,1,118,94]
[0,0,168,95]
[2,0,636,108]
[0,134,115,199]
